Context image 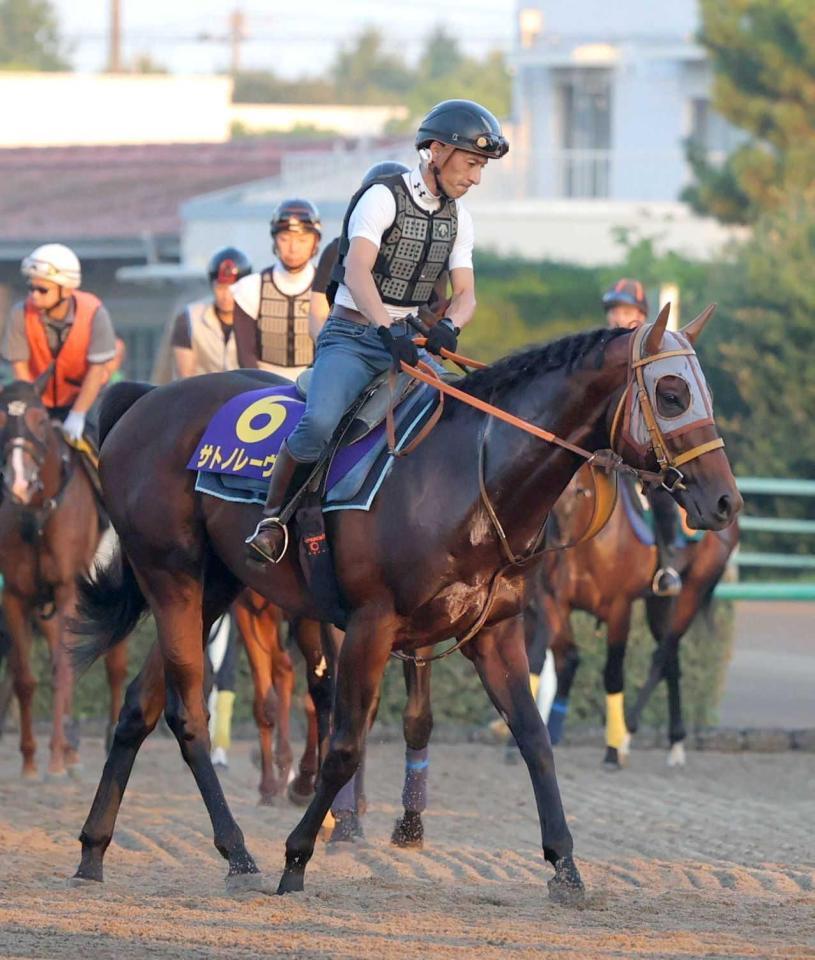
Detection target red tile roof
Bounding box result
[0,138,360,243]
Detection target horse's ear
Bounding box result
[32,363,55,398]
[680,303,716,346]
[644,302,671,355]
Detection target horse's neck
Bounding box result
[481,363,624,558]
[40,433,66,499]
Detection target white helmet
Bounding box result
[21,243,82,289]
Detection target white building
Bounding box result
[510,0,741,201]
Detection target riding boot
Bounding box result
[245,442,306,563]
[649,486,682,597]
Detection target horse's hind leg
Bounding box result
[391,650,433,849]
[269,609,295,790]
[75,642,165,882]
[289,619,334,805]
[4,592,37,777]
[463,616,584,905]
[104,642,128,753]
[149,571,264,889]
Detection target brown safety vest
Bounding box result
[256,268,313,368]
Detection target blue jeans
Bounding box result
[286,316,439,462]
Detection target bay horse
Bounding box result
[532,464,739,768]
[0,375,127,777]
[69,305,740,903]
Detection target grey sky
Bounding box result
[53,0,517,79]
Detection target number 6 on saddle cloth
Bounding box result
[188,369,441,626]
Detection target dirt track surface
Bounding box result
[1,736,813,960]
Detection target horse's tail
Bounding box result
[70,547,148,673]
[99,380,156,447]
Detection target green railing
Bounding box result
[715,477,815,601]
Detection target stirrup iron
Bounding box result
[245,516,289,564]
[651,566,681,597]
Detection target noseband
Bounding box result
[609,324,725,493]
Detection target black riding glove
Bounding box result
[424,318,459,356]
[377,325,419,371]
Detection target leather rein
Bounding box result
[388,321,724,665]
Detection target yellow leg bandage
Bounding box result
[606,692,627,750]
[212,689,235,751]
[529,673,540,700]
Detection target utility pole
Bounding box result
[229,8,246,76]
[108,0,122,73]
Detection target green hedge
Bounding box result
[20,595,732,738]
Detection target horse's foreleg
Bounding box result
[235,600,279,804]
[278,612,391,894]
[75,642,165,882]
[603,600,632,768]
[154,580,262,888]
[269,611,295,789]
[3,592,37,777]
[664,640,686,759]
[38,594,77,774]
[289,619,334,805]
[104,642,129,753]
[391,649,433,849]
[463,616,583,905]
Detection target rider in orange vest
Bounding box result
[2,244,117,443]
[603,278,682,596]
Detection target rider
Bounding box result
[247,99,509,563]
[171,246,252,378]
[2,244,117,445]
[603,278,682,597]
[232,199,321,377]
[308,162,411,342]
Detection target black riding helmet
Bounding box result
[207,246,252,285]
[416,99,509,159]
[270,198,322,238]
[602,278,648,315]
[360,160,410,189]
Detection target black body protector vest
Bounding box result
[329,173,457,307]
[257,268,314,367]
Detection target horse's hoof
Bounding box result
[72,864,103,884]
[667,742,687,768]
[258,792,280,807]
[602,747,622,771]
[22,766,38,781]
[45,768,68,782]
[277,869,304,895]
[547,856,585,907]
[287,776,315,807]
[225,872,275,896]
[327,811,364,848]
[391,812,424,849]
[68,763,85,781]
[503,745,520,765]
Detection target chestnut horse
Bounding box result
[70,306,740,903]
[533,464,739,767]
[0,376,127,777]
[231,590,332,806]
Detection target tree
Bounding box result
[0,0,70,71]
[685,0,815,223]
[329,28,413,104]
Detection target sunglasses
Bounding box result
[27,283,51,295]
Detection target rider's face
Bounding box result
[433,147,488,199]
[275,230,318,271]
[212,283,235,314]
[27,278,62,312]
[606,304,646,330]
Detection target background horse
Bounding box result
[0,376,127,777]
[533,463,739,768]
[70,307,740,904]
[231,590,332,806]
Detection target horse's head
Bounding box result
[611,303,742,531]
[0,368,60,506]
